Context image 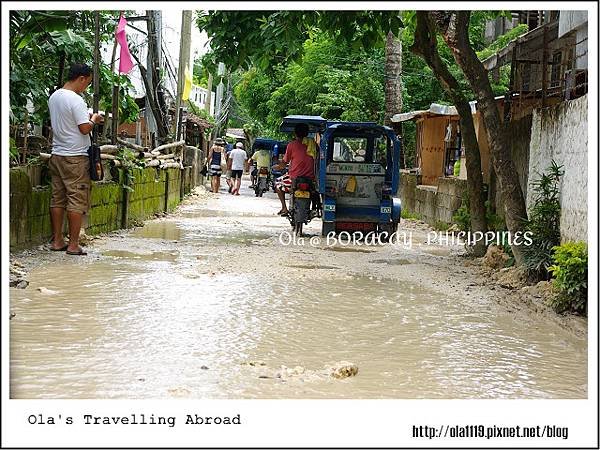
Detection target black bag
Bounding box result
[88,144,104,181]
[200,164,208,176]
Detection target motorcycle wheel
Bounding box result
[322,222,335,237]
[294,221,303,236]
[379,222,399,242]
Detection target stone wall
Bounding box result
[528,95,588,242]
[400,170,467,226]
[399,171,418,213]
[10,166,193,249]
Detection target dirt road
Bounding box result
[9,176,587,399]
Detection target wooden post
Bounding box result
[21,111,29,164]
[503,45,517,123]
[180,164,185,200]
[121,183,130,228]
[111,81,120,144]
[541,24,548,109]
[102,40,118,142]
[164,170,170,212]
[205,73,213,115]
[176,107,184,143]
[93,12,100,147]
[175,10,192,139]
[93,12,100,114]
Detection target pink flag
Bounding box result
[116,14,134,74]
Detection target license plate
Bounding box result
[294,190,310,198]
[259,174,267,178]
[336,222,376,231]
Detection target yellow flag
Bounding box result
[182,65,192,101]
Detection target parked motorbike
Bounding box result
[254,167,270,197]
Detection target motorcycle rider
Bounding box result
[251,145,272,192]
[272,123,315,216]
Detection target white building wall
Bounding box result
[527,95,588,242]
[189,85,215,116]
[558,11,588,38]
[558,11,588,70]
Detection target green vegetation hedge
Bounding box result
[548,242,588,315]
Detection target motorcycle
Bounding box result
[287,177,321,236]
[254,167,270,197]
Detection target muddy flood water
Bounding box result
[10,179,587,399]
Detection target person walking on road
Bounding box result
[224,141,234,193]
[48,62,103,256]
[228,142,248,195]
[207,137,226,193]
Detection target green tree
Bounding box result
[10,11,139,128]
[196,10,403,127]
[431,11,529,264]
[232,32,386,136]
[410,11,488,256]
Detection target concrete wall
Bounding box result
[559,11,587,38]
[528,94,588,242]
[400,171,467,226]
[10,166,191,249]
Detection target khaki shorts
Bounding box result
[49,155,91,214]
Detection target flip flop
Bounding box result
[66,248,88,256]
[50,245,69,251]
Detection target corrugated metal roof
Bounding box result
[391,102,477,122]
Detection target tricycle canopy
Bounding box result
[279,115,328,133]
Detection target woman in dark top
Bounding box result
[207,140,225,193]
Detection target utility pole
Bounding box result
[144,10,169,144]
[93,12,100,114]
[214,62,225,137]
[175,10,192,141]
[205,73,213,115]
[110,12,120,144]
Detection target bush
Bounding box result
[548,242,588,315]
[452,193,505,233]
[452,195,512,262]
[401,210,421,220]
[9,137,19,165]
[485,200,506,232]
[433,220,450,231]
[452,193,471,232]
[522,160,564,279]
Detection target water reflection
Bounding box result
[9,195,587,399]
[10,260,587,399]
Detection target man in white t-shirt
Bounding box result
[227,142,248,195]
[48,63,103,256]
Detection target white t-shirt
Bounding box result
[48,88,91,156]
[229,148,248,171]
